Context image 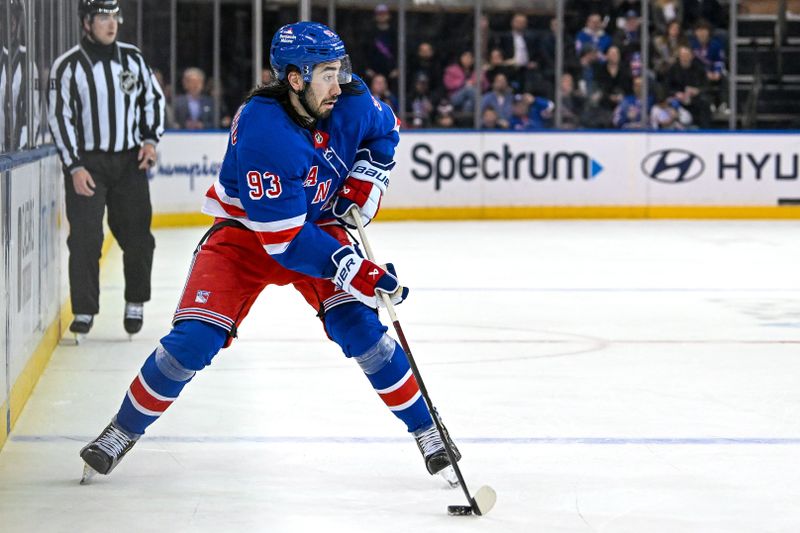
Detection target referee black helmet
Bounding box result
[78,0,122,22]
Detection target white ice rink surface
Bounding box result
[2,220,800,532]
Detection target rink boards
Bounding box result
[148,130,800,224]
[0,150,67,449]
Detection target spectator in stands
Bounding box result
[509,95,532,130]
[652,0,683,35]
[434,98,455,128]
[682,0,725,30]
[481,107,507,130]
[408,73,435,129]
[497,13,541,93]
[559,72,587,129]
[575,12,612,61]
[612,76,652,128]
[690,19,726,110]
[650,84,693,129]
[510,93,554,130]
[690,19,725,74]
[480,72,514,126]
[443,50,488,113]
[485,48,516,89]
[613,10,642,64]
[537,17,568,88]
[365,4,398,90]
[173,67,215,130]
[654,20,689,77]
[612,2,640,29]
[369,74,398,114]
[590,46,632,112]
[409,41,442,99]
[665,44,711,127]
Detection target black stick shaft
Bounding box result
[390,318,479,512]
[349,210,479,512]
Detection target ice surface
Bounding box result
[1,220,799,532]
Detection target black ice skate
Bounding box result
[70,314,94,334]
[414,420,462,486]
[80,420,139,483]
[124,302,143,335]
[64,314,94,345]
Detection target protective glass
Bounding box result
[311,55,352,85]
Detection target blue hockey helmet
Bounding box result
[270,22,352,84]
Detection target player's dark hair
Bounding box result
[246,66,365,129]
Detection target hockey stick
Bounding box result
[348,211,496,517]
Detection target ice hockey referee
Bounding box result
[48,0,165,339]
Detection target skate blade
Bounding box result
[80,463,98,484]
[439,465,460,488]
[59,334,85,346]
[471,485,497,516]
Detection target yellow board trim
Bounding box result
[150,205,800,227]
[152,212,214,228]
[0,301,71,451]
[0,237,114,451]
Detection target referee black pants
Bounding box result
[64,150,155,315]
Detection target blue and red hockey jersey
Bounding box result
[202,75,399,279]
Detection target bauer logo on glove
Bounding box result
[332,153,394,228]
[331,246,408,308]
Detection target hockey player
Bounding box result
[79,22,460,485]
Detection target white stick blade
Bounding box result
[472,485,497,516]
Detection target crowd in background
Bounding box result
[1,0,735,152]
[369,0,729,131]
[158,0,730,132]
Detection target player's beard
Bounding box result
[300,86,336,120]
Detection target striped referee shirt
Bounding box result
[47,37,165,172]
[1,44,29,151]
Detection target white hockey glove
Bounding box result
[331,246,408,309]
[332,158,391,228]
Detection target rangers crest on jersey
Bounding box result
[195,290,211,304]
[119,70,137,95]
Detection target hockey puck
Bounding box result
[447,505,474,516]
